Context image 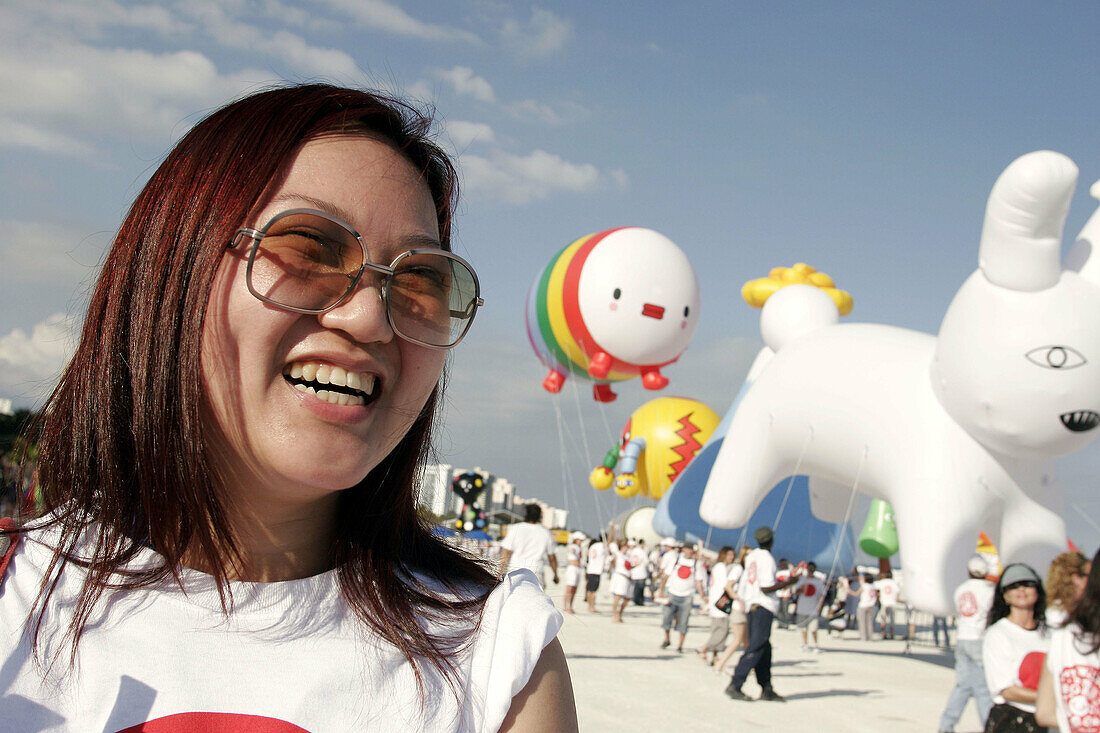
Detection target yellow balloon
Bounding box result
[590,466,614,491]
[614,473,639,498]
[620,397,721,500]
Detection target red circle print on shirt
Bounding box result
[117,713,310,732]
[1059,664,1100,733]
[677,565,691,579]
[804,584,816,597]
[958,591,978,617]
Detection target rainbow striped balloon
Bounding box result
[525,227,700,402]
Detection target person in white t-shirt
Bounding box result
[0,84,577,732]
[793,562,826,652]
[609,538,634,623]
[562,531,586,614]
[1037,547,1100,732]
[850,571,879,640]
[939,555,996,732]
[982,563,1050,731]
[660,544,706,652]
[725,526,802,703]
[775,559,793,629]
[873,570,902,640]
[500,504,559,588]
[585,536,608,613]
[697,546,736,664]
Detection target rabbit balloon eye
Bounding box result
[1025,346,1086,370]
[613,288,621,300]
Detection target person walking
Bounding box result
[584,536,608,613]
[697,546,736,664]
[874,570,902,640]
[725,526,801,702]
[500,503,559,588]
[793,562,826,652]
[630,539,649,606]
[562,532,586,614]
[938,555,997,732]
[661,544,706,652]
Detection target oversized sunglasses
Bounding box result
[228,208,483,349]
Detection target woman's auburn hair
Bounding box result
[1046,550,1089,609]
[25,83,498,688]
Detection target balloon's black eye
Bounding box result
[684,306,690,317]
[613,288,621,300]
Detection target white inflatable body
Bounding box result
[700,152,1100,614]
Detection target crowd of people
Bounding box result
[516,519,1100,732]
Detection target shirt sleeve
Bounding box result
[465,569,563,733]
[983,622,1020,703]
[546,531,556,556]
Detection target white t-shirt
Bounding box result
[858,579,879,608]
[775,567,792,600]
[954,578,996,641]
[740,548,779,615]
[566,543,582,566]
[1047,604,1070,629]
[665,556,705,598]
[794,576,826,617]
[659,550,677,577]
[708,562,730,618]
[1,523,562,732]
[628,547,648,580]
[982,617,1051,713]
[874,578,900,608]
[1047,623,1100,733]
[501,522,556,577]
[586,542,607,575]
[610,544,631,578]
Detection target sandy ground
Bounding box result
[554,586,985,732]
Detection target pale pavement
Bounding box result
[555,586,984,732]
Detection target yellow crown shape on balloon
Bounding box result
[742,263,853,315]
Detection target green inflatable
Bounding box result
[859,499,899,558]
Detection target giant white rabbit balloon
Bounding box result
[699,151,1100,615]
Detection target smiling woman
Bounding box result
[0,84,576,732]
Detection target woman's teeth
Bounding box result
[285,362,376,406]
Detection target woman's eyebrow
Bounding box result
[268,193,358,226]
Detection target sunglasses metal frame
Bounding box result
[228,208,484,349]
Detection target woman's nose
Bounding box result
[316,273,395,344]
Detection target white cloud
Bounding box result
[609,169,630,189]
[445,121,496,150]
[500,7,573,59]
[459,149,602,204]
[434,66,496,103]
[509,99,562,125]
[177,1,362,79]
[0,314,77,405]
[0,220,106,286]
[308,0,480,43]
[0,119,94,157]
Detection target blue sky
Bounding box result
[2,1,1099,541]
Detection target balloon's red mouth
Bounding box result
[642,303,665,319]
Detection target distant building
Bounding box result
[419,464,567,534]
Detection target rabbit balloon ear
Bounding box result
[1063,180,1100,288]
[979,150,1078,292]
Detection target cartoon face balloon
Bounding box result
[526,227,700,402]
[590,396,719,500]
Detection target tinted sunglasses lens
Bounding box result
[249,212,361,311]
[1005,581,1038,591]
[387,253,479,347]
